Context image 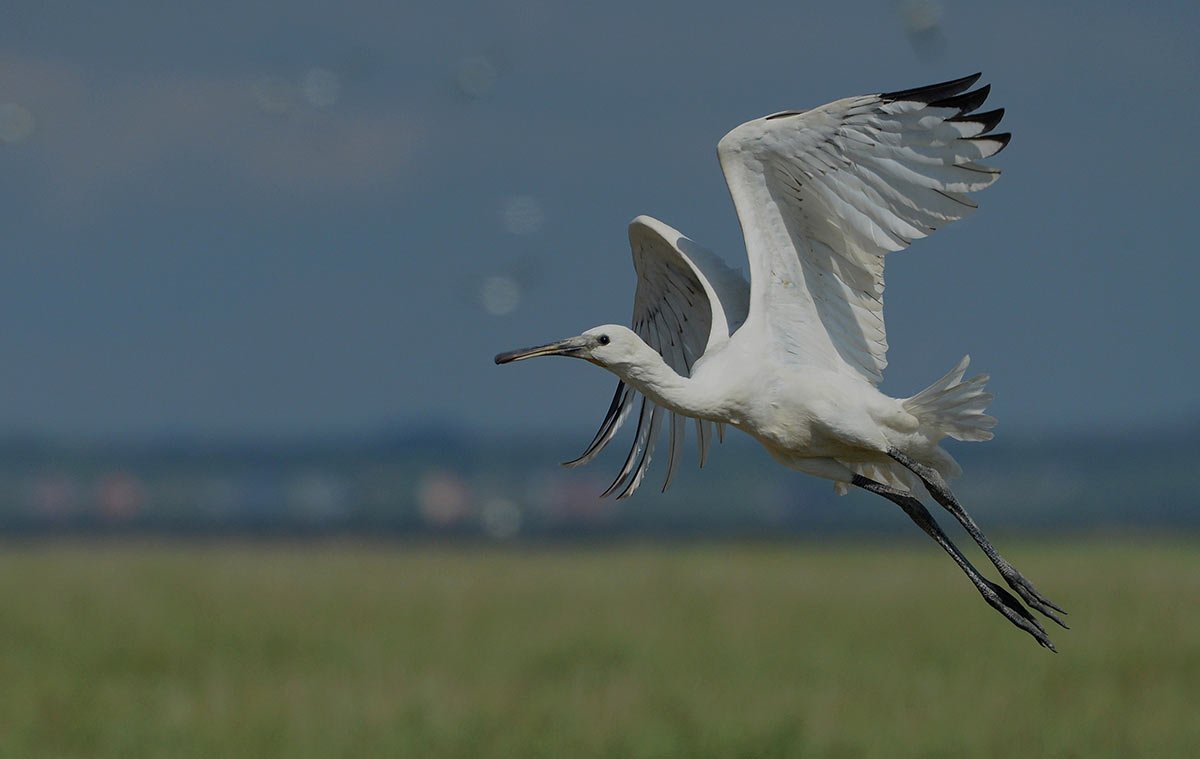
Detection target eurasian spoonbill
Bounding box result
[496,74,1066,649]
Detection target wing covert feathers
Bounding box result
[718,74,1007,384]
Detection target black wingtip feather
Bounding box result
[982,132,1012,155]
[949,107,1004,134]
[563,381,628,467]
[929,84,990,115]
[880,72,981,103]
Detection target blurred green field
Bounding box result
[1,539,1197,758]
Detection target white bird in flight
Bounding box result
[496,74,1066,649]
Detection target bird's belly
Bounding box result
[744,414,855,461]
[733,370,894,461]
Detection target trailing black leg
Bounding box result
[887,448,1068,628]
[852,475,1056,651]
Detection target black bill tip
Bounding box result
[494,335,590,365]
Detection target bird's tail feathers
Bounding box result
[903,355,996,443]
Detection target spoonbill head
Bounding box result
[495,325,640,368]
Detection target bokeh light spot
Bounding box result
[455,56,497,99]
[302,67,341,108]
[900,0,942,32]
[899,0,946,59]
[481,275,521,315]
[502,194,544,235]
[481,497,521,539]
[288,472,348,521]
[0,103,35,144]
[97,472,145,522]
[417,471,472,528]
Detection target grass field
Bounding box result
[1,539,1197,758]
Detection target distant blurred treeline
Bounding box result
[1,424,1197,537]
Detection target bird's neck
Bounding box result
[610,342,713,420]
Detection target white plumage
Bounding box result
[496,74,1067,650]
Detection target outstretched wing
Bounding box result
[718,73,1007,383]
[565,215,749,499]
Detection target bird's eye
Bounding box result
[598,335,610,346]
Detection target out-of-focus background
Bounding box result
[2,1,1197,757]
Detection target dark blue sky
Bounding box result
[0,1,1196,440]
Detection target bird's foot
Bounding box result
[996,559,1069,629]
[978,577,1056,651]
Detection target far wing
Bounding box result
[564,215,749,499]
[718,73,1008,383]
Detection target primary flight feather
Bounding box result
[496,74,1067,650]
